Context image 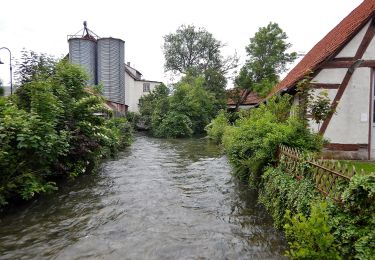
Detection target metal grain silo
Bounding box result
[68,22,99,85]
[97,37,125,104]
[68,38,97,85]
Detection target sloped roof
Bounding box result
[227,90,262,106]
[268,0,375,98]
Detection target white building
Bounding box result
[125,63,162,113]
[269,0,375,160]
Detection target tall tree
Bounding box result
[15,49,57,86]
[163,24,238,76]
[235,22,297,97]
[163,25,237,110]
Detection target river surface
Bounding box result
[0,135,287,259]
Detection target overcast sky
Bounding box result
[0,0,363,87]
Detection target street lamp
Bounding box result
[0,47,13,95]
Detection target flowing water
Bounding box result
[0,135,287,259]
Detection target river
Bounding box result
[0,135,287,259]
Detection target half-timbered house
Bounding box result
[269,0,375,159]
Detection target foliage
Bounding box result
[284,201,341,259]
[139,75,218,138]
[170,75,216,134]
[125,111,141,129]
[153,112,193,138]
[222,95,322,181]
[260,159,374,259]
[139,83,169,129]
[105,117,133,150]
[327,173,375,259]
[163,25,236,110]
[235,22,297,97]
[0,58,132,208]
[259,167,320,228]
[205,110,229,144]
[310,91,332,125]
[15,49,57,86]
[296,76,335,129]
[163,24,238,76]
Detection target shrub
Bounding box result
[284,201,341,259]
[139,74,219,138]
[328,173,375,259]
[139,83,169,129]
[0,59,132,208]
[125,111,140,129]
[260,162,374,259]
[259,167,320,228]
[223,95,322,182]
[153,112,193,138]
[205,110,229,143]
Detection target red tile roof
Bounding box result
[268,0,375,98]
[227,90,262,106]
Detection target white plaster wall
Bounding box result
[336,20,370,58]
[324,68,370,144]
[125,72,134,110]
[313,68,348,84]
[362,21,375,59]
[126,80,161,113]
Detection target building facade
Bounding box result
[125,63,162,113]
[268,0,375,160]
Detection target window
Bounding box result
[143,83,150,92]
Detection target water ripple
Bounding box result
[0,134,287,259]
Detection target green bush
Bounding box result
[0,59,132,208]
[125,111,140,129]
[328,173,375,259]
[259,167,320,228]
[260,163,374,259]
[205,110,229,143]
[223,95,322,182]
[284,201,341,259]
[139,83,169,129]
[153,112,193,138]
[139,74,219,138]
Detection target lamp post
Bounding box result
[0,47,13,95]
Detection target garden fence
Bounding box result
[278,144,360,202]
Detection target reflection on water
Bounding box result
[0,134,287,259]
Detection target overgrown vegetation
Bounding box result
[139,73,219,138]
[260,161,375,259]
[207,73,373,258]
[0,52,132,208]
[232,22,297,110]
[222,95,322,182]
[284,201,341,259]
[204,110,229,144]
[136,24,234,138]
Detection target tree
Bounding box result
[163,24,238,76]
[138,83,169,129]
[235,22,297,97]
[138,74,218,138]
[0,58,132,207]
[15,49,57,86]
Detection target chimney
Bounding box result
[127,62,131,66]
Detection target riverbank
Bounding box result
[0,60,133,210]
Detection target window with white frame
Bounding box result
[143,83,150,92]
